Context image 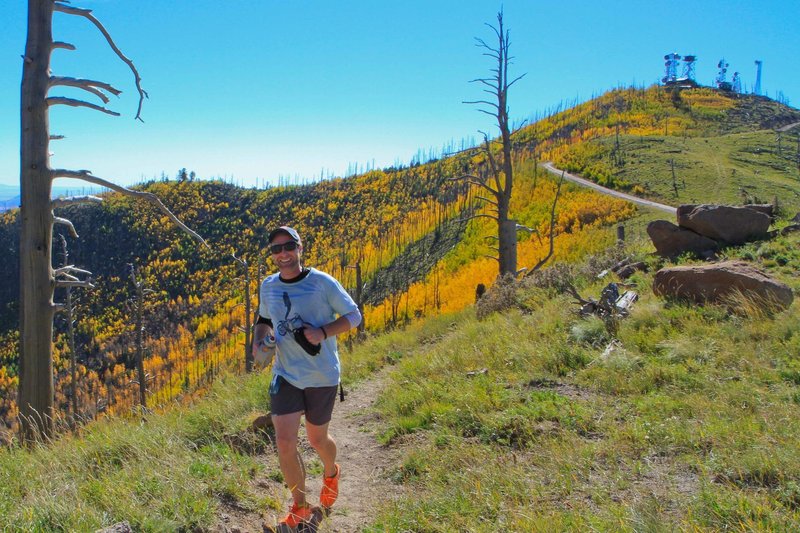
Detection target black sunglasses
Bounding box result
[270,241,299,254]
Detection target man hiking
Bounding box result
[253,226,362,529]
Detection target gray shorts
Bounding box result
[269,375,338,425]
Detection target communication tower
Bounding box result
[680,55,697,82]
[754,60,763,95]
[662,52,681,84]
[731,72,742,93]
[716,59,732,91]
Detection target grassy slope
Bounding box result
[349,232,800,531]
[607,131,800,211]
[542,87,800,214]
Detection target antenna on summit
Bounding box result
[662,52,681,84]
[754,60,763,95]
[715,59,731,91]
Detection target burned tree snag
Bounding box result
[458,11,528,276]
[18,1,205,442]
[233,253,254,373]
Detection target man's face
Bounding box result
[270,235,301,272]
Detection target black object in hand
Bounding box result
[293,327,321,356]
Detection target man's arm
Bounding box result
[303,312,359,345]
[252,317,274,358]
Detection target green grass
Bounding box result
[356,231,800,531]
[0,371,280,531]
[561,129,800,214]
[3,226,800,531]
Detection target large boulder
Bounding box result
[647,220,718,258]
[653,260,793,310]
[677,204,771,244]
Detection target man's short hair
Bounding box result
[268,226,301,244]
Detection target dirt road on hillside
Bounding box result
[215,369,405,532]
[542,161,677,215]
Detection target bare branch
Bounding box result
[450,174,500,196]
[232,252,247,268]
[54,2,148,121]
[474,109,498,119]
[49,135,65,141]
[528,172,564,273]
[564,283,592,306]
[462,99,501,110]
[55,280,96,290]
[47,96,120,116]
[55,265,93,277]
[507,73,527,89]
[469,78,499,90]
[53,216,78,238]
[50,76,122,104]
[52,169,209,248]
[516,224,537,234]
[456,213,499,223]
[52,41,76,51]
[476,195,498,206]
[482,254,500,263]
[57,272,80,282]
[52,195,102,209]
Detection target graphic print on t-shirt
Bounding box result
[277,290,305,336]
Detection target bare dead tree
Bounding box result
[128,265,154,409]
[232,253,254,373]
[458,11,527,276]
[18,1,206,442]
[526,172,564,275]
[57,233,91,428]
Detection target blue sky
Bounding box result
[1,0,798,188]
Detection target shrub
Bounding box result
[476,274,521,320]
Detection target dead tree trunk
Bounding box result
[460,11,526,277]
[58,234,85,426]
[233,253,253,373]
[129,265,151,409]
[19,0,58,442]
[18,0,206,442]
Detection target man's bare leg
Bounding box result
[273,411,306,505]
[306,420,337,477]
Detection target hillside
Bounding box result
[2,225,799,530]
[1,85,798,445]
[522,87,800,213]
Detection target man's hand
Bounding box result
[303,324,326,345]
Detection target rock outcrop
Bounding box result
[677,204,771,245]
[647,220,718,258]
[653,260,793,310]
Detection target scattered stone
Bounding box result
[647,220,718,258]
[95,522,133,533]
[781,224,800,236]
[653,260,793,310]
[466,368,488,377]
[677,204,771,245]
[251,413,273,433]
[614,261,648,279]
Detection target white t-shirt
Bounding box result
[259,268,359,388]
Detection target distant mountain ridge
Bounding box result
[0,184,103,212]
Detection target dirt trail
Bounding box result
[543,161,677,215]
[215,368,404,532]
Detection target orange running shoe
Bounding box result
[319,463,340,508]
[278,502,313,529]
